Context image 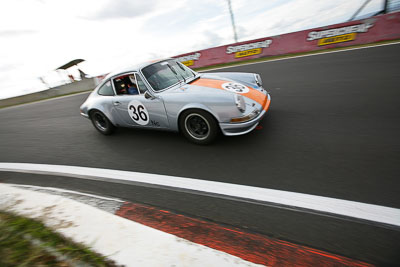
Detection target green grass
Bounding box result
[194,39,400,72]
[0,211,120,267]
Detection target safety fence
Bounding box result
[174,11,400,69]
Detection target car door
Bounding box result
[111,72,169,129]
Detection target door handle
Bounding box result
[113,101,120,106]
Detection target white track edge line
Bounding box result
[0,91,91,111]
[8,183,124,203]
[200,41,400,71]
[0,162,399,227]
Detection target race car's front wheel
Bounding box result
[180,110,218,145]
[90,110,115,135]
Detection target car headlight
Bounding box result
[230,109,260,123]
[254,74,262,87]
[234,94,246,113]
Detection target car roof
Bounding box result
[104,58,173,80]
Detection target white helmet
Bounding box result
[129,75,136,84]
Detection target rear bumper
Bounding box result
[80,112,89,118]
[80,104,90,119]
[219,94,271,136]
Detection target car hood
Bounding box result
[169,74,268,108]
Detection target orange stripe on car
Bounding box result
[191,78,226,91]
[191,78,268,108]
[264,96,271,111]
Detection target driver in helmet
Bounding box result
[127,75,139,95]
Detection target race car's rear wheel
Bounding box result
[180,110,218,145]
[90,110,115,135]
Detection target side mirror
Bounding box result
[144,91,156,100]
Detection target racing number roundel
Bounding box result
[128,100,149,125]
[222,82,249,94]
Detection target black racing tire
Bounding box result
[179,109,219,145]
[90,110,116,135]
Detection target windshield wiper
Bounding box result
[178,72,186,83]
[187,75,200,84]
[167,64,186,84]
[175,66,187,83]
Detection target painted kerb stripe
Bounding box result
[116,202,373,267]
[0,162,399,228]
[2,183,374,266]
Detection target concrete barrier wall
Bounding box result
[174,12,400,68]
[0,78,96,108]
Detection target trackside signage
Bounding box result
[173,12,400,68]
[307,22,374,46]
[176,53,201,66]
[226,39,272,58]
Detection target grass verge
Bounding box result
[0,211,120,267]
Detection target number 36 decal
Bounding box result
[128,100,149,125]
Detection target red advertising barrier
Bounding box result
[174,12,400,68]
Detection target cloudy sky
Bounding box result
[0,0,385,99]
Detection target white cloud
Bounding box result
[83,0,160,20]
[0,30,37,37]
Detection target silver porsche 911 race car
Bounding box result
[80,59,271,144]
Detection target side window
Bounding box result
[113,76,128,95]
[135,74,150,94]
[98,80,114,96]
[113,74,140,95]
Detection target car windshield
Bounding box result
[141,59,197,91]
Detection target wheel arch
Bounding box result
[88,108,117,127]
[177,105,220,133]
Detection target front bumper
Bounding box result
[219,94,271,136]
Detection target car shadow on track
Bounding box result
[101,112,275,150]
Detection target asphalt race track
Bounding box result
[1,44,400,266]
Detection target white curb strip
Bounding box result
[1,163,399,227]
[0,184,262,267]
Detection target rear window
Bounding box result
[98,80,114,96]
